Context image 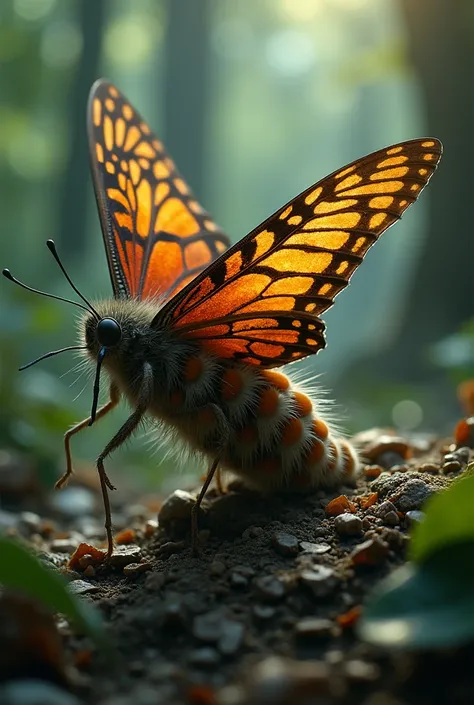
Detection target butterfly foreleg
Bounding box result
[55,382,121,491]
[96,363,154,556]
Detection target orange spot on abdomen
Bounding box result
[312,418,329,441]
[307,438,325,465]
[294,391,313,416]
[184,356,204,382]
[281,418,304,446]
[260,458,280,474]
[198,408,215,426]
[237,426,258,444]
[261,370,290,391]
[327,440,339,471]
[258,388,280,416]
[340,441,357,476]
[222,369,244,401]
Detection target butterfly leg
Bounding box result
[191,457,219,557]
[55,383,121,491]
[215,467,225,494]
[191,403,230,556]
[96,363,154,557]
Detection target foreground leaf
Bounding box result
[0,538,107,649]
[410,473,474,563]
[359,542,474,649]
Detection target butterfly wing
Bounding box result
[87,79,230,301]
[154,139,442,367]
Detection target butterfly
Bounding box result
[3,79,442,557]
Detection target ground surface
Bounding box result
[0,429,473,705]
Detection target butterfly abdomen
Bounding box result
[160,345,359,492]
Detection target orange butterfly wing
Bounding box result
[87,79,230,301]
[154,139,442,367]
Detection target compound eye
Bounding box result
[97,318,122,347]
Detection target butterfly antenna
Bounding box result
[2,268,95,316]
[19,346,87,371]
[46,240,100,319]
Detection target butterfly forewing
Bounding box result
[87,80,230,301]
[154,138,442,367]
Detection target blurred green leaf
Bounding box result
[0,538,108,651]
[410,473,474,564]
[359,543,474,649]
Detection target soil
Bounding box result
[1,429,473,705]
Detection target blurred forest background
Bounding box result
[0,0,473,495]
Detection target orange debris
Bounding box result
[358,492,378,509]
[68,542,106,570]
[364,465,383,479]
[115,528,136,545]
[337,605,362,628]
[326,495,356,516]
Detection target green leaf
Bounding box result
[359,542,474,649]
[410,473,474,564]
[0,538,108,651]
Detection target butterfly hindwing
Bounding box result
[154,138,442,367]
[87,79,230,301]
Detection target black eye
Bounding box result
[97,318,122,347]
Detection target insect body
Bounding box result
[3,80,442,556]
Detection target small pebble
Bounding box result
[391,479,433,512]
[242,526,264,539]
[230,572,248,589]
[19,511,42,533]
[50,486,96,518]
[442,460,462,474]
[376,500,397,517]
[209,560,226,576]
[218,620,245,655]
[334,513,363,536]
[456,447,470,463]
[158,490,196,523]
[376,451,406,469]
[344,659,380,682]
[272,532,299,556]
[364,465,383,479]
[351,537,389,566]
[83,565,95,578]
[300,566,336,598]
[0,679,81,705]
[295,617,336,638]
[383,511,399,526]
[50,538,79,554]
[405,510,426,526]
[188,647,220,668]
[123,562,152,576]
[68,579,100,595]
[252,605,275,620]
[192,611,223,642]
[418,462,439,474]
[144,519,158,537]
[108,545,142,568]
[254,575,286,602]
[299,541,331,555]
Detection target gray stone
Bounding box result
[295,617,336,637]
[108,545,141,567]
[376,500,397,518]
[67,579,100,595]
[405,510,426,526]
[272,532,299,556]
[254,575,286,602]
[218,619,245,655]
[299,541,331,554]
[192,610,223,642]
[384,511,399,526]
[334,513,363,536]
[300,566,336,598]
[158,489,196,523]
[188,647,220,667]
[0,680,80,705]
[392,479,434,512]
